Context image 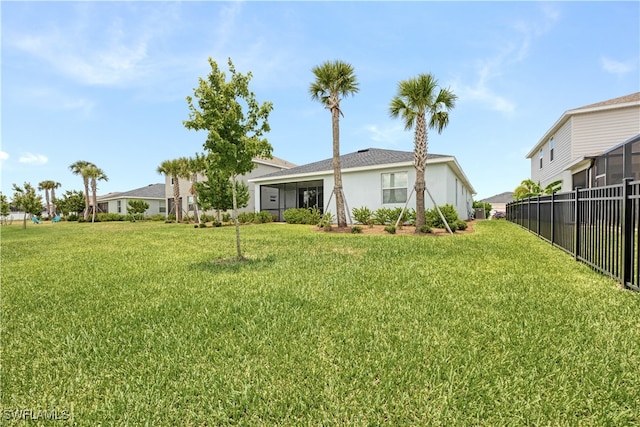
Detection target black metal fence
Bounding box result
[506,178,640,292]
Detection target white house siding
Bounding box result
[106,198,164,216]
[531,119,573,188]
[572,107,640,159]
[253,162,474,221]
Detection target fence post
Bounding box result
[621,178,633,287]
[550,192,555,246]
[527,197,531,231]
[574,187,581,261]
[536,194,541,236]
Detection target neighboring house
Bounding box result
[249,148,476,222]
[480,192,514,214]
[164,156,296,218]
[96,183,166,216]
[526,92,640,192]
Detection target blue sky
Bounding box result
[2,1,639,201]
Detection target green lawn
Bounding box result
[1,220,638,425]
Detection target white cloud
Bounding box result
[19,153,48,165]
[456,4,560,116]
[0,151,8,161]
[362,124,404,147]
[601,57,636,75]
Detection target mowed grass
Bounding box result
[1,220,639,425]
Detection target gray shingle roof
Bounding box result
[99,183,165,200]
[480,192,514,203]
[256,148,449,179]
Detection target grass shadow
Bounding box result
[192,254,276,273]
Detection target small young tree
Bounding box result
[0,192,10,225]
[183,57,273,261]
[195,170,250,221]
[55,190,86,217]
[11,183,44,229]
[127,200,150,221]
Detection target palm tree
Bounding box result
[310,60,359,228]
[157,158,189,222]
[389,73,457,229]
[82,164,108,223]
[38,180,61,218]
[69,161,96,220]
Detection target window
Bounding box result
[117,200,121,213]
[539,149,543,169]
[382,172,408,204]
[549,137,554,162]
[159,201,166,213]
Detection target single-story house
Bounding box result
[165,156,296,218]
[249,148,476,222]
[97,183,166,217]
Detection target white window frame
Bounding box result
[539,149,543,169]
[381,171,408,204]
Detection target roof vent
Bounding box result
[357,148,370,153]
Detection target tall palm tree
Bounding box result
[310,60,359,228]
[389,73,457,229]
[38,180,61,218]
[49,181,61,216]
[82,165,108,223]
[157,158,189,222]
[69,160,96,220]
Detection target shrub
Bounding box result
[237,212,255,224]
[254,211,273,224]
[351,225,363,234]
[426,204,459,229]
[384,225,396,234]
[97,213,124,222]
[213,221,222,227]
[283,208,321,225]
[319,211,335,231]
[455,220,468,231]
[149,214,166,222]
[373,208,393,225]
[199,223,207,228]
[417,224,432,234]
[222,213,232,223]
[66,214,79,222]
[352,206,373,225]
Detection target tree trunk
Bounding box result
[51,188,57,216]
[414,113,428,229]
[232,176,243,260]
[332,103,347,228]
[83,179,90,220]
[91,179,97,223]
[45,190,51,219]
[173,175,182,222]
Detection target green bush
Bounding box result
[148,214,166,222]
[373,208,393,225]
[66,214,79,222]
[96,213,124,222]
[384,225,396,234]
[254,211,274,224]
[417,224,432,234]
[426,204,459,229]
[283,208,321,225]
[351,225,363,234]
[352,206,373,225]
[319,211,335,231]
[237,212,255,224]
[222,213,232,223]
[455,219,468,231]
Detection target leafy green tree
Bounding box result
[127,199,150,220]
[11,182,44,229]
[389,73,457,229]
[183,57,273,260]
[514,179,562,200]
[195,170,250,221]
[69,160,96,220]
[82,164,108,223]
[38,180,61,218]
[0,192,10,225]
[55,190,86,216]
[472,200,492,218]
[310,60,359,228]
